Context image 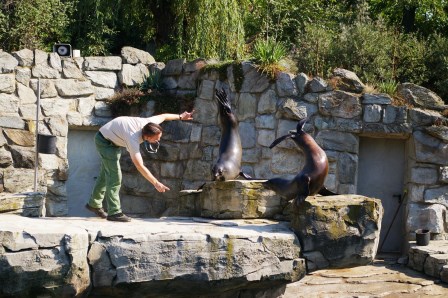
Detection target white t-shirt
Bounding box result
[99,116,161,156]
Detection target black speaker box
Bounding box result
[53,43,72,57]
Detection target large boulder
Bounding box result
[198,180,286,219]
[332,68,365,93]
[0,215,305,297]
[121,46,155,65]
[0,215,90,297]
[397,83,447,111]
[88,217,305,297]
[291,195,383,270]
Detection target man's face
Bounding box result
[145,132,162,144]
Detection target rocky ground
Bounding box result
[282,257,448,297]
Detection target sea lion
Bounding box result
[263,118,335,206]
[212,88,247,181]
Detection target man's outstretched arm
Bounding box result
[148,110,194,123]
[131,152,170,192]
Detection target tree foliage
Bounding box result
[368,0,448,36]
[0,0,75,51]
[69,0,155,56]
[245,0,346,46]
[0,0,447,101]
[170,0,248,60]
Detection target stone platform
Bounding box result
[408,240,448,283]
[284,260,448,297]
[0,214,305,297]
[0,192,45,217]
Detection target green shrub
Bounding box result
[140,69,163,93]
[424,34,448,103]
[154,43,179,63]
[329,20,395,85]
[252,38,287,65]
[0,0,75,51]
[395,33,427,85]
[294,17,433,96]
[294,24,334,77]
[252,38,287,78]
[378,79,398,96]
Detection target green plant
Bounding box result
[244,0,347,47]
[424,34,448,103]
[252,38,287,65]
[294,24,334,77]
[369,0,448,37]
[395,33,427,84]
[377,79,398,96]
[330,19,396,85]
[251,38,287,79]
[140,69,163,93]
[154,43,179,63]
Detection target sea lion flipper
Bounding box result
[318,186,338,196]
[295,175,311,207]
[215,88,231,111]
[295,195,307,207]
[197,182,206,191]
[297,118,307,132]
[269,134,291,149]
[239,171,253,180]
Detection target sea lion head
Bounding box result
[212,165,225,181]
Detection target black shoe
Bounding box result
[85,203,107,218]
[107,213,131,222]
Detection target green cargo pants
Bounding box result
[88,131,122,216]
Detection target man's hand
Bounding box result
[154,181,170,192]
[131,152,171,192]
[180,110,194,121]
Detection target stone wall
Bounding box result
[0,47,447,243]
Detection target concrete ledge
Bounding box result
[0,215,305,297]
[408,240,448,283]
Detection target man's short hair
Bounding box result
[142,122,163,137]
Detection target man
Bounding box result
[86,110,194,222]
